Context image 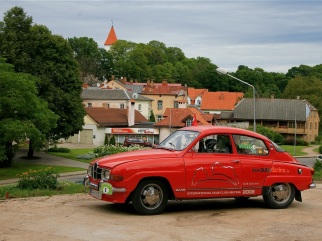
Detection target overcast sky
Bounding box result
[1,0,322,73]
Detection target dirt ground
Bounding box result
[1,184,322,241]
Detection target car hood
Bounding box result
[93,149,178,168]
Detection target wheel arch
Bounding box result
[125,176,175,203]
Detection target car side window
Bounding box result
[233,134,268,155]
[196,134,232,154]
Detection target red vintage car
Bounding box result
[84,126,316,215]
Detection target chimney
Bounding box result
[128,100,135,126]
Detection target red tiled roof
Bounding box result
[188,87,208,101]
[200,91,243,110]
[154,108,210,127]
[104,26,117,46]
[141,81,185,95]
[85,107,147,126]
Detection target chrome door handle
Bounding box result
[231,160,240,163]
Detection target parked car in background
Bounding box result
[85,126,316,215]
[316,155,322,162]
[123,138,152,147]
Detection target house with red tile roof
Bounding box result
[200,91,243,113]
[104,25,117,51]
[154,107,212,141]
[140,80,187,122]
[187,87,208,107]
[67,107,159,146]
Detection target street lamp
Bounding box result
[216,67,256,132]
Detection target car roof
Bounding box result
[179,126,270,141]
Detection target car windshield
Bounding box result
[157,130,199,151]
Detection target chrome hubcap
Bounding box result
[140,185,163,209]
[272,183,291,203]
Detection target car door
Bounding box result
[184,134,243,198]
[232,134,273,195]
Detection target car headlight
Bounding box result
[87,165,93,176]
[101,169,111,181]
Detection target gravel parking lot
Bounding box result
[1,184,321,241]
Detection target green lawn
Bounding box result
[280,145,308,156]
[0,162,85,181]
[48,148,95,163]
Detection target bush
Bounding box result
[255,125,284,144]
[92,144,150,157]
[17,167,60,190]
[319,145,322,154]
[314,160,322,172]
[104,135,109,145]
[110,136,116,145]
[47,147,71,153]
[283,138,308,146]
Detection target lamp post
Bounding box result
[216,67,256,132]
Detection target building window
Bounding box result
[186,118,192,126]
[157,100,163,110]
[88,103,92,107]
[174,101,179,108]
[120,104,125,109]
[138,104,141,111]
[157,115,163,121]
[289,122,295,128]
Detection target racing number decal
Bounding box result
[99,183,113,195]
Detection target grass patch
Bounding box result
[280,145,307,156]
[0,181,88,200]
[314,170,322,182]
[0,162,85,181]
[48,148,95,163]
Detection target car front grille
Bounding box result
[90,163,102,180]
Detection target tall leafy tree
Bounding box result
[0,58,58,165]
[0,7,85,156]
[283,75,322,131]
[0,6,33,72]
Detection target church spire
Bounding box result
[104,20,117,51]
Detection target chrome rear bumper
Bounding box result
[310,183,316,189]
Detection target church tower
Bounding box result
[104,24,117,51]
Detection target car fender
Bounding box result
[112,157,187,199]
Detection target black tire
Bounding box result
[263,183,295,209]
[132,179,168,215]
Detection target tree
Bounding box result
[0,58,58,165]
[0,6,33,73]
[149,110,156,122]
[283,75,322,132]
[0,7,85,156]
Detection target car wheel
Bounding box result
[132,179,168,215]
[263,183,295,209]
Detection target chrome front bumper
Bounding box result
[84,175,126,193]
[310,183,316,189]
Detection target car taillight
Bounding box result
[310,167,315,175]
